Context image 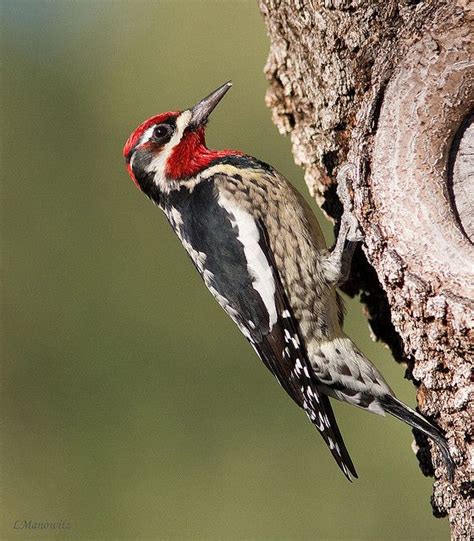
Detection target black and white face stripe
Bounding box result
[138,120,176,148]
[131,110,193,194]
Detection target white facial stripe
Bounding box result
[145,110,192,192]
[218,195,278,330]
[139,126,156,146]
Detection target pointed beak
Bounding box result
[188,81,232,130]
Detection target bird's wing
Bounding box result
[253,219,357,480]
[172,180,357,479]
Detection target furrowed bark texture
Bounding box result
[259,1,473,539]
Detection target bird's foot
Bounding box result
[336,164,363,243]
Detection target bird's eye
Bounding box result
[153,124,171,140]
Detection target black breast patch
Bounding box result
[165,180,271,339]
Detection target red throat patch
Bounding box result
[165,127,242,180]
[124,112,243,189]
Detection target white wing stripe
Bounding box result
[218,195,278,330]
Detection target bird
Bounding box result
[123,81,454,481]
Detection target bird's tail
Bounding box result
[379,394,454,481]
[319,394,358,481]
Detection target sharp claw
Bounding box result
[347,225,363,243]
[336,164,356,206]
[337,163,363,243]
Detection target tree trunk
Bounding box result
[258,1,473,539]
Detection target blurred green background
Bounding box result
[1,1,447,540]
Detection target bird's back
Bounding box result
[213,156,345,344]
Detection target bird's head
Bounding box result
[124,81,237,197]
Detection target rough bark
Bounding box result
[259,1,473,539]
